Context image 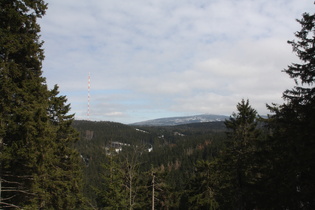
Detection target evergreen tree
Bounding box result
[266,9,315,209]
[185,160,218,210]
[213,99,261,209]
[0,1,83,208]
[45,86,84,209]
[0,0,50,207]
[95,155,128,209]
[150,166,173,210]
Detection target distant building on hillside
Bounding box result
[105,141,153,155]
[105,141,130,155]
[147,144,153,152]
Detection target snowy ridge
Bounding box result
[131,114,228,126]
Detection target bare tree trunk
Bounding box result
[129,172,132,210]
[152,172,155,210]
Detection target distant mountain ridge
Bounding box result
[131,114,229,126]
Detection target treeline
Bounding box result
[72,120,227,208]
[1,0,315,209]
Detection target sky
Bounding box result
[39,0,313,124]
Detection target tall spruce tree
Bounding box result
[0,1,83,208]
[185,160,218,210]
[213,99,261,209]
[95,155,128,209]
[266,9,315,209]
[45,86,83,209]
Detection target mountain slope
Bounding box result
[131,114,229,126]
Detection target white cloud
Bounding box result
[40,0,312,123]
[105,112,124,117]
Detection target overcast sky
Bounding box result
[40,0,313,124]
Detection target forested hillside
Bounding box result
[1,0,314,209]
[73,120,227,208]
[73,8,315,209]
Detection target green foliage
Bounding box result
[4,0,314,209]
[224,99,260,142]
[95,155,128,209]
[73,120,226,208]
[45,86,84,209]
[0,1,83,208]
[266,10,315,209]
[185,160,219,210]
[211,99,263,209]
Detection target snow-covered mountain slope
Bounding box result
[131,114,229,126]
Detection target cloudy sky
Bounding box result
[39,0,313,124]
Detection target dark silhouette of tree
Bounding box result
[213,99,261,209]
[266,9,315,209]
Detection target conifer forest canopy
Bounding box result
[0,0,315,209]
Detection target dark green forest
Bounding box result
[1,0,315,209]
[72,120,227,209]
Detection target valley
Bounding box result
[73,120,227,208]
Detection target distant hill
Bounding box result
[131,114,229,126]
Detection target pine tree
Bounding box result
[266,9,315,209]
[45,85,84,209]
[0,0,50,207]
[95,155,128,209]
[0,1,83,208]
[150,166,173,210]
[213,99,261,209]
[186,160,218,210]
